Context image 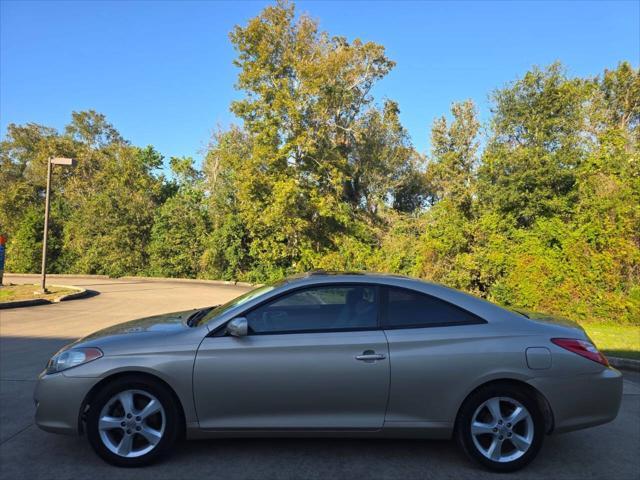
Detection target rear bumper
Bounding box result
[529,367,623,434]
[33,370,97,435]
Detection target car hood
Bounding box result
[66,309,201,353]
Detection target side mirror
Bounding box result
[227,317,248,337]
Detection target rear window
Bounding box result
[382,287,485,329]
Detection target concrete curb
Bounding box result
[0,298,50,309]
[53,285,89,302]
[608,356,640,372]
[0,285,89,310]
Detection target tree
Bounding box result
[4,205,43,273]
[348,100,426,214]
[600,61,640,137]
[0,122,75,238]
[1,111,165,277]
[62,145,165,276]
[478,63,590,227]
[480,62,640,324]
[425,99,480,215]
[64,110,125,148]
[204,0,421,280]
[411,101,481,291]
[148,157,210,278]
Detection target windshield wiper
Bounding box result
[186,306,215,327]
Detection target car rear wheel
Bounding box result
[86,376,179,467]
[456,384,544,472]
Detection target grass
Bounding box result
[0,283,78,303]
[583,323,640,360]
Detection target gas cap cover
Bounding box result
[526,347,552,370]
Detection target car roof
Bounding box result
[284,270,415,283]
[281,270,466,302]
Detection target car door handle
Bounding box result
[355,351,386,362]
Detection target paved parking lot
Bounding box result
[1,275,639,480]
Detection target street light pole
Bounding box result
[40,157,76,294]
[0,234,6,287]
[40,159,53,293]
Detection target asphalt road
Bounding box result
[1,275,639,480]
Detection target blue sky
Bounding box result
[1,0,638,167]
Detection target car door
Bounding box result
[193,284,390,430]
[381,286,491,430]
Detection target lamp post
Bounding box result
[0,234,6,286]
[40,157,76,293]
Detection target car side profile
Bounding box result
[34,272,623,471]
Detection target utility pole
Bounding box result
[40,157,76,293]
[40,159,53,293]
[0,234,6,286]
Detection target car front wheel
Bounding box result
[456,384,544,472]
[86,376,179,467]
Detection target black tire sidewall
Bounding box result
[456,384,545,473]
[86,376,179,467]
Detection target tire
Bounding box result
[455,383,544,472]
[86,376,180,467]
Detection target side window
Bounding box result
[383,287,484,329]
[246,285,378,334]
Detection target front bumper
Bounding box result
[33,370,98,435]
[530,367,623,434]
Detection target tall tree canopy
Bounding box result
[203,0,423,281]
[1,111,166,276]
[1,1,637,325]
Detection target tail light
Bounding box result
[551,338,609,366]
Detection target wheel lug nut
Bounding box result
[507,432,512,437]
[499,435,503,440]
[507,423,511,428]
[492,427,498,432]
[136,426,141,431]
[126,429,131,434]
[120,421,126,427]
[136,416,141,421]
[127,413,132,419]
[498,420,503,424]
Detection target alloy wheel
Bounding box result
[470,396,534,463]
[98,389,166,458]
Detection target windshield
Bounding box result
[193,282,283,327]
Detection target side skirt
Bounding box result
[185,421,453,440]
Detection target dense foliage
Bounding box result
[1,2,638,324]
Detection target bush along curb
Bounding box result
[0,286,89,310]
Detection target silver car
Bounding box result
[34,272,622,471]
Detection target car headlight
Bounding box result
[46,347,103,374]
